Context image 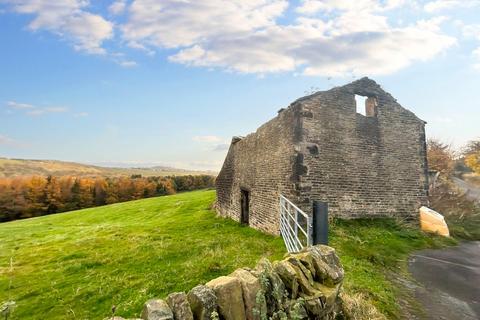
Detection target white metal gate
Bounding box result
[279,195,313,253]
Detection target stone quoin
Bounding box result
[215,78,429,234]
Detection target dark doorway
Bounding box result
[240,189,250,225]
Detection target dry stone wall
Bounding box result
[111,245,345,320]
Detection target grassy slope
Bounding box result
[0,158,215,177]
[0,190,285,319]
[1,190,455,319]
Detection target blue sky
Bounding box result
[0,0,479,171]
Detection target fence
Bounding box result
[279,195,313,253]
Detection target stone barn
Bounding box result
[215,78,429,234]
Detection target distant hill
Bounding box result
[0,158,216,177]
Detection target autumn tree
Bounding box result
[0,174,215,222]
[427,139,455,174]
[24,176,48,218]
[45,176,64,213]
[464,139,480,174]
[93,178,108,206]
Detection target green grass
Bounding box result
[0,190,285,319]
[1,190,456,319]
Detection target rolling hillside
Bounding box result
[0,158,216,178]
[0,190,286,319]
[0,190,454,319]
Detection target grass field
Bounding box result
[0,190,455,319]
[0,190,285,319]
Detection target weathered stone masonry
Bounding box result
[113,245,344,320]
[216,78,429,234]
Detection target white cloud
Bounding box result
[169,16,455,76]
[424,0,480,13]
[461,24,480,70]
[193,135,222,143]
[2,0,459,76]
[3,0,113,55]
[5,100,83,116]
[213,143,230,151]
[44,107,68,113]
[463,24,480,40]
[121,0,288,49]
[120,0,456,76]
[7,100,35,109]
[118,60,138,67]
[26,106,68,116]
[296,0,410,15]
[74,112,89,117]
[302,17,455,76]
[109,0,127,15]
[297,0,376,14]
[473,47,480,70]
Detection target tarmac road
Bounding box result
[451,176,480,203]
[408,241,480,320]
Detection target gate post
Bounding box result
[313,201,328,245]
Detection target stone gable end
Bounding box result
[215,78,428,234]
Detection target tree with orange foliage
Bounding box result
[24,176,48,217]
[0,174,215,222]
[45,176,64,213]
[427,139,455,174]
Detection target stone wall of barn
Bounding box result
[216,78,429,234]
[294,78,429,219]
[215,105,302,234]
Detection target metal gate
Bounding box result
[279,195,313,253]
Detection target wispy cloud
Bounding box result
[109,0,127,15]
[5,100,87,117]
[118,60,138,68]
[424,0,480,13]
[111,52,138,68]
[193,135,222,143]
[473,48,480,70]
[461,23,480,70]
[7,101,35,110]
[213,143,230,151]
[0,134,25,148]
[26,107,68,116]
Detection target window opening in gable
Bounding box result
[355,94,378,117]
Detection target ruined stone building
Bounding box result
[215,78,429,234]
